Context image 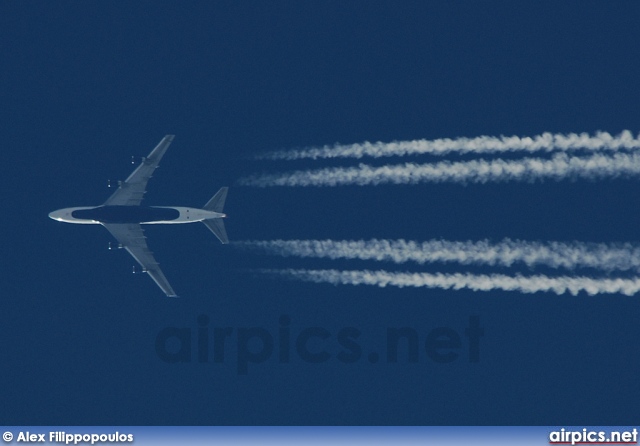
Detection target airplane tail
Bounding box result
[202,218,228,244]
[203,187,228,213]
[202,187,229,244]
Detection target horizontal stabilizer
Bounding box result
[202,218,229,244]
[204,187,228,213]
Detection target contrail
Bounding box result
[235,239,640,272]
[237,152,640,187]
[262,268,640,296]
[255,130,640,160]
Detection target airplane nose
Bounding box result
[49,210,62,220]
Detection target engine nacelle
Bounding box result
[108,242,124,250]
[131,156,147,165]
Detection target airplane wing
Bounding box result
[103,135,175,206]
[102,223,178,297]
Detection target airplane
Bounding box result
[48,135,228,297]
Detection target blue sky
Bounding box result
[2,1,640,425]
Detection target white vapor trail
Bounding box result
[235,239,640,272]
[264,269,640,296]
[255,130,640,160]
[237,152,640,187]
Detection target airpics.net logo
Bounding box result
[549,428,638,445]
[155,315,483,374]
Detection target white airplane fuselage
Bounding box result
[48,205,226,225]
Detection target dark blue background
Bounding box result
[2,1,639,424]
